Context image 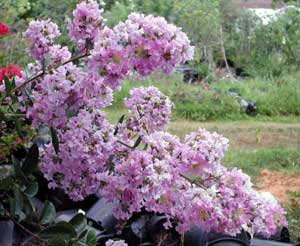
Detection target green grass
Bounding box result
[224,148,300,179]
[109,71,300,122]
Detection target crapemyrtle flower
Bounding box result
[40,109,115,201]
[68,0,103,50]
[24,19,60,60]
[124,86,173,135]
[88,13,194,88]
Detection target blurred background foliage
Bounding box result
[2,0,300,79]
[1,0,300,121]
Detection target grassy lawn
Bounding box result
[109,72,300,122]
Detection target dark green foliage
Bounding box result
[40,217,97,246]
[50,127,60,154]
[22,143,39,175]
[40,201,56,225]
[24,180,38,197]
[40,221,77,239]
[69,213,87,234]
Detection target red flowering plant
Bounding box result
[0,22,9,36]
[0,65,22,82]
[0,1,287,246]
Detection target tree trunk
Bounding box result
[219,26,236,80]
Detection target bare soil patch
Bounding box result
[256,169,300,203]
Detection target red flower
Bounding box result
[0,22,9,35]
[0,65,22,83]
[15,137,23,144]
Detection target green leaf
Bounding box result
[10,187,24,219]
[50,127,59,154]
[66,109,77,118]
[24,181,38,197]
[40,201,56,225]
[48,235,66,246]
[114,114,125,136]
[14,188,24,216]
[78,229,88,240]
[12,155,27,183]
[133,136,142,148]
[22,143,39,175]
[40,221,77,239]
[42,56,51,70]
[0,177,14,190]
[0,110,5,120]
[69,213,87,234]
[4,75,12,96]
[85,38,93,52]
[86,230,97,246]
[14,118,23,138]
[22,192,35,215]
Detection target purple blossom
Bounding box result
[99,130,287,236]
[41,109,115,201]
[48,45,72,65]
[24,19,60,61]
[88,13,194,88]
[26,63,85,128]
[124,86,173,135]
[88,28,131,90]
[68,0,103,50]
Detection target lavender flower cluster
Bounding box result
[24,19,60,61]
[101,129,286,236]
[12,0,287,239]
[68,0,103,51]
[124,86,173,135]
[88,12,194,90]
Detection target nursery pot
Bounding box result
[0,219,14,246]
[251,238,293,246]
[208,238,249,246]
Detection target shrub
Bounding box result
[0,2,287,245]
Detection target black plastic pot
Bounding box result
[0,219,14,246]
[205,229,250,246]
[184,227,208,246]
[209,238,249,246]
[86,198,117,232]
[183,227,252,246]
[251,238,292,246]
[254,227,290,243]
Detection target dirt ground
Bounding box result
[256,169,300,204]
[168,120,300,148]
